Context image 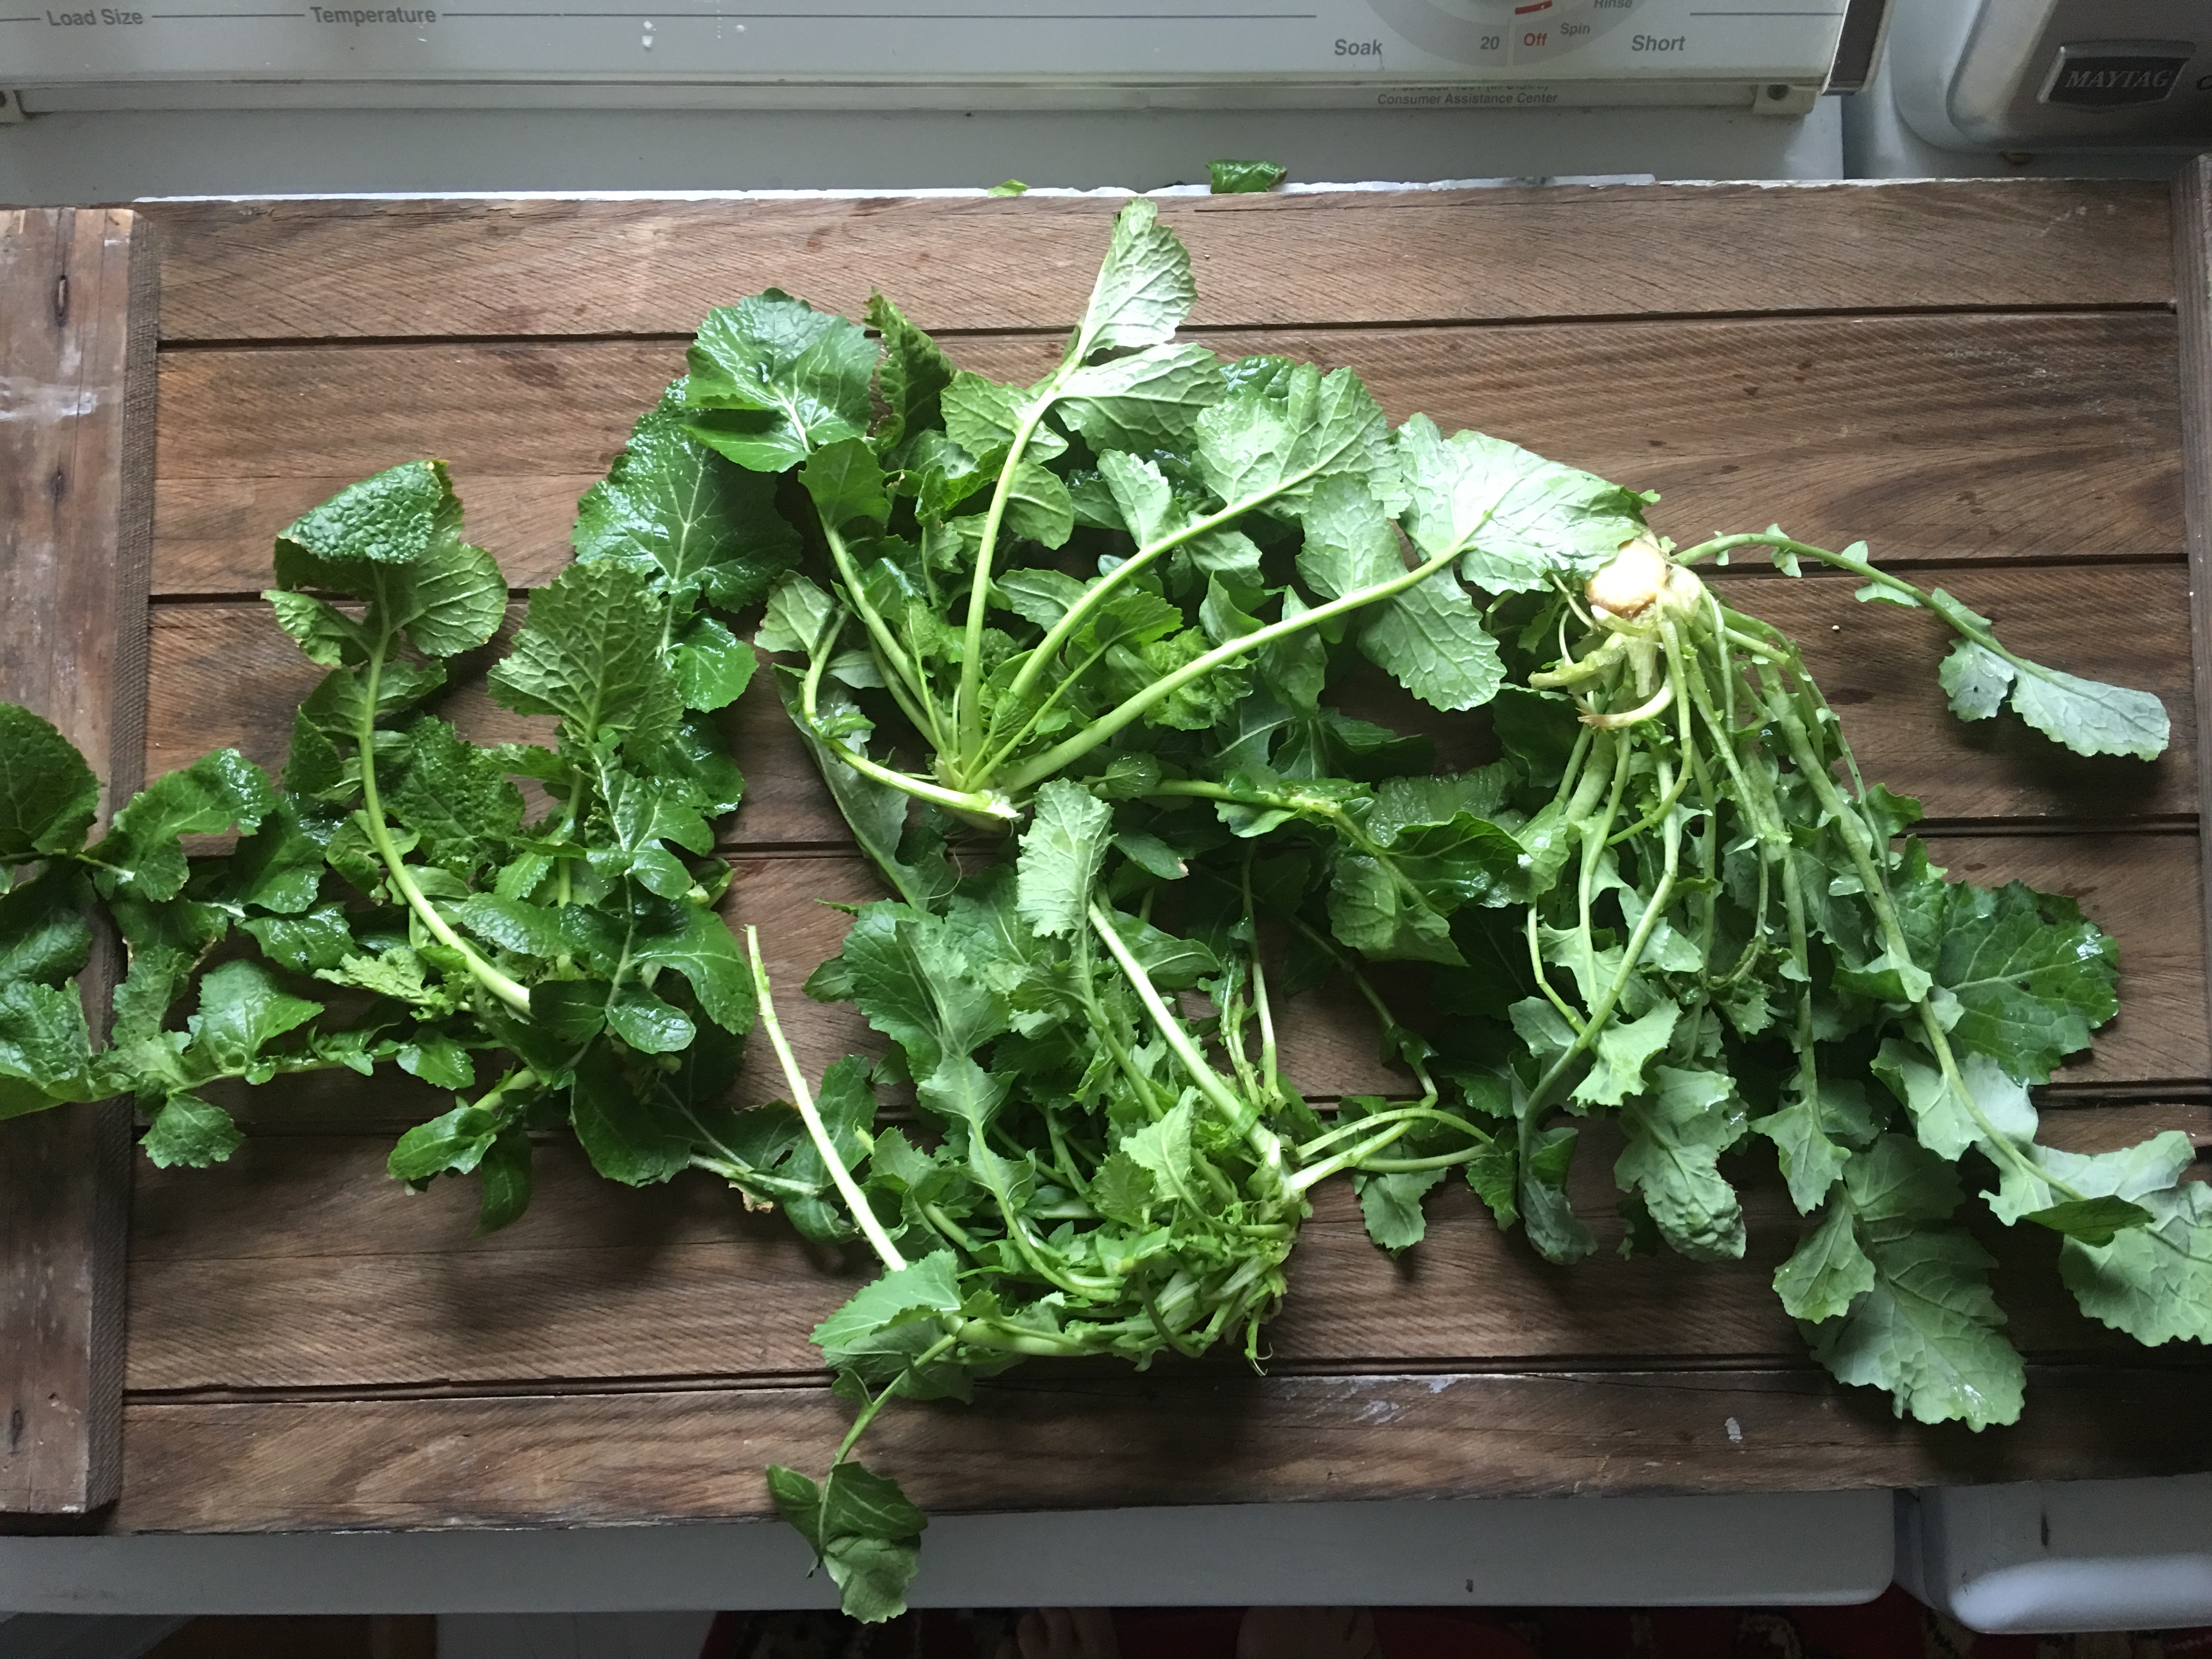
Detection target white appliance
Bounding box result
[1887,0,2212,151]
[3,0,1884,113]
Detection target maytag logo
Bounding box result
[2042,48,2191,108]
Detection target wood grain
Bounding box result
[0,207,155,1524]
[151,311,2182,595]
[143,181,2170,344]
[112,1361,2212,1534]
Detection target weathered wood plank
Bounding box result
[111,1361,2212,1534]
[143,180,2171,345]
[151,311,2182,595]
[2174,155,2212,1060]
[143,564,2200,846]
[125,1100,2192,1397]
[0,207,155,1524]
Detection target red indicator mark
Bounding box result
[1513,0,1550,12]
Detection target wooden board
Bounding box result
[145,180,2170,343]
[111,1363,2212,1534]
[151,313,2181,595]
[3,180,2205,1538]
[0,207,155,1525]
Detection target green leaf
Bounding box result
[1002,459,1075,551]
[1918,879,2117,1084]
[673,617,758,714]
[813,1251,964,1360]
[94,751,277,902]
[1751,1081,1852,1215]
[802,437,891,537]
[186,958,322,1078]
[943,373,1068,466]
[2028,1195,2156,1248]
[768,1460,928,1625]
[1875,1039,2036,1168]
[866,292,956,453]
[1209,157,1286,193]
[1074,197,1195,358]
[1327,855,1460,966]
[1057,345,1224,453]
[398,1035,476,1090]
[386,718,523,871]
[1518,1121,1596,1265]
[388,536,508,659]
[1985,1130,2187,1235]
[276,462,505,658]
[568,1045,691,1185]
[475,1128,534,1233]
[681,290,878,471]
[1938,639,2012,721]
[388,1104,500,1181]
[140,1093,245,1168]
[241,905,354,974]
[1465,1140,1519,1229]
[2059,1176,2212,1346]
[1296,476,1502,712]
[1803,1136,2024,1430]
[757,572,837,657]
[770,669,949,912]
[1612,1064,1745,1261]
[0,977,94,1106]
[1773,1193,1876,1323]
[1195,362,1397,522]
[278,459,456,569]
[607,983,696,1054]
[2006,661,2169,761]
[1015,780,1111,940]
[110,895,230,1045]
[826,902,1009,1079]
[488,561,683,755]
[0,871,93,985]
[1121,1099,1195,1199]
[532,977,610,1044]
[266,589,369,670]
[628,899,755,1035]
[574,387,802,611]
[455,893,565,960]
[1395,414,1653,595]
[1353,1165,1448,1255]
[1571,1000,1679,1109]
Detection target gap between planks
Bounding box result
[150,300,2185,358]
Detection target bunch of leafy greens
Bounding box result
[0,412,884,1242]
[648,198,2203,1620]
[3,193,2203,1629]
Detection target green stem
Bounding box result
[744,924,908,1274]
[819,516,942,748]
[1295,1104,1492,1161]
[798,611,1017,822]
[1000,539,1463,795]
[356,641,534,1017]
[1005,483,1314,711]
[957,401,1054,764]
[1765,699,2088,1207]
[833,1331,957,1463]
[1089,899,1250,1131]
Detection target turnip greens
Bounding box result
[1,198,2206,1622]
